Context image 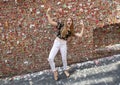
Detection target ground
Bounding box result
[0,54,120,85]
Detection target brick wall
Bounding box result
[0,0,119,77]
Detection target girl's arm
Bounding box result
[46,8,57,26]
[74,20,84,37]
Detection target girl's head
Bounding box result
[66,17,74,35]
[66,17,73,28]
[61,17,75,38]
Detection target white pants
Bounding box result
[48,37,67,72]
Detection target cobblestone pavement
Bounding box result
[0,54,120,85]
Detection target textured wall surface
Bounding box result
[0,0,120,77]
[93,23,120,58]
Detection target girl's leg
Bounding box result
[60,43,70,77]
[60,44,67,71]
[48,39,60,80]
[48,40,60,72]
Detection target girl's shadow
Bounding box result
[58,66,78,80]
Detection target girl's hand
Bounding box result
[75,20,84,38]
[46,8,51,14]
[47,8,51,12]
[75,33,82,37]
[80,20,84,27]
